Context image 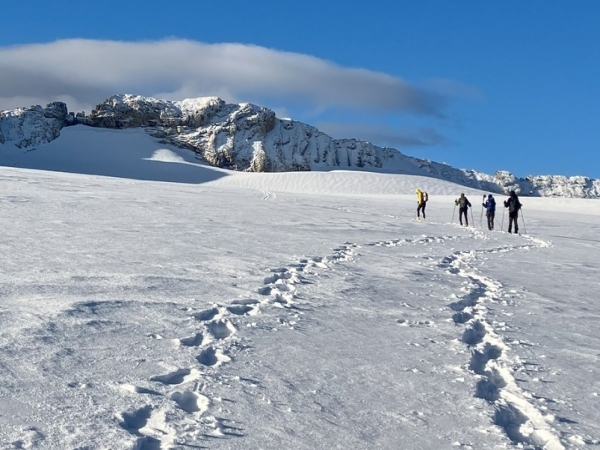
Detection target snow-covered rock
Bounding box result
[86,94,403,173]
[0,102,68,149]
[526,174,600,198]
[1,94,599,198]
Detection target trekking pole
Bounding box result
[521,209,527,234]
[451,204,456,224]
[470,208,475,228]
[501,207,505,232]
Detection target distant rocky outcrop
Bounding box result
[0,102,68,149]
[1,94,599,198]
[411,159,600,198]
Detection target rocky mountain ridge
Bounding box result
[0,102,68,149]
[1,95,598,198]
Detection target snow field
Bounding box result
[1,128,600,449]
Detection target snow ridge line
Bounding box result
[117,243,360,449]
[439,239,564,450]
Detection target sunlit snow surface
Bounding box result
[1,127,599,449]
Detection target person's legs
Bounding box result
[508,212,515,233]
[514,211,519,233]
[460,208,468,226]
[422,203,426,219]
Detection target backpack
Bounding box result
[456,196,470,208]
[423,192,428,202]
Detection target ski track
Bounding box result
[15,220,591,449]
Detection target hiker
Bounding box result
[482,194,496,230]
[455,193,471,226]
[415,188,428,219]
[503,190,522,234]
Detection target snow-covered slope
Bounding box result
[1,164,600,449]
[2,94,599,198]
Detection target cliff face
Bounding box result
[85,94,403,173]
[1,94,599,198]
[0,102,68,149]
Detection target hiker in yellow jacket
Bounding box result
[415,189,428,219]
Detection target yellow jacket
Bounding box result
[416,189,424,204]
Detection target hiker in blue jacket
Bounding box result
[482,194,496,230]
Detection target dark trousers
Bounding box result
[508,211,519,233]
[459,207,468,226]
[486,211,495,230]
[417,203,426,218]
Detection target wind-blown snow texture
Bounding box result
[0,163,600,450]
[2,94,599,198]
[0,126,600,449]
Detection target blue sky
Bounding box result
[2,0,599,178]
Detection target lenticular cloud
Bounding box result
[0,39,450,115]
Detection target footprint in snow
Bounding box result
[257,286,272,296]
[121,384,162,396]
[230,298,259,305]
[171,391,210,414]
[452,311,474,324]
[272,283,296,293]
[179,333,204,347]
[469,343,503,374]
[227,298,259,315]
[462,321,487,346]
[272,293,295,308]
[263,270,299,284]
[207,320,235,339]
[150,368,197,385]
[119,405,153,432]
[135,436,162,450]
[194,307,219,321]
[227,304,255,315]
[197,347,230,367]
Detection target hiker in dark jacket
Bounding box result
[454,193,471,226]
[503,190,522,233]
[482,194,496,230]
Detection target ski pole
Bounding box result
[451,204,456,224]
[480,195,485,227]
[501,207,505,232]
[470,208,475,228]
[521,209,527,234]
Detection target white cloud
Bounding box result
[0,39,466,116]
[317,122,450,148]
